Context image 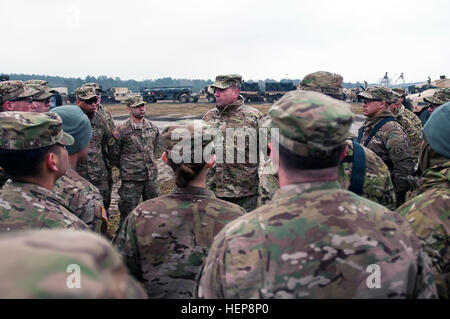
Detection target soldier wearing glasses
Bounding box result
[74,86,115,212]
[24,80,54,113]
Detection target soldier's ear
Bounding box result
[3,101,14,111]
[161,151,168,165]
[205,154,216,168]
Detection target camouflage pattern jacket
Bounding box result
[0,167,8,189]
[392,105,422,163]
[0,229,147,298]
[358,109,415,194]
[198,181,438,299]
[258,139,397,210]
[110,118,159,181]
[76,110,114,184]
[97,103,116,170]
[397,160,450,299]
[114,186,246,298]
[0,181,89,232]
[53,167,108,234]
[203,96,264,198]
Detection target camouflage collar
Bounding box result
[274,180,341,200]
[365,109,395,125]
[216,95,244,116]
[172,186,216,198]
[129,118,149,130]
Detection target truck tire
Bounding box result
[179,95,188,103]
[146,97,155,103]
[188,96,195,103]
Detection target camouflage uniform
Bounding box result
[203,75,263,212]
[114,121,246,298]
[258,139,397,210]
[0,229,147,298]
[258,72,397,209]
[358,87,415,205]
[110,96,160,224]
[198,90,437,299]
[397,104,450,299]
[81,83,116,208]
[53,167,108,235]
[0,168,8,189]
[74,87,115,210]
[0,112,89,232]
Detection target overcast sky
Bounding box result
[1,0,449,83]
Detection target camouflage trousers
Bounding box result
[217,194,258,213]
[90,179,111,214]
[118,179,160,224]
[106,167,113,211]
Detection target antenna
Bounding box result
[394,72,405,85]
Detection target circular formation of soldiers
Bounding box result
[0,72,449,299]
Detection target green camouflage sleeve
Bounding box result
[109,127,123,168]
[113,212,144,283]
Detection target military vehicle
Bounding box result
[0,74,9,82]
[240,82,264,103]
[140,86,199,103]
[264,81,296,103]
[113,87,140,103]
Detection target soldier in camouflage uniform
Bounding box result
[81,82,116,209]
[258,71,396,209]
[24,79,54,113]
[74,86,115,211]
[110,96,160,225]
[0,81,40,188]
[202,74,263,212]
[197,90,437,299]
[114,121,245,298]
[0,229,147,298]
[51,105,108,235]
[390,88,422,163]
[0,112,89,232]
[357,86,415,206]
[421,88,450,125]
[397,102,450,299]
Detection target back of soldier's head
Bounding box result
[268,90,354,170]
[299,71,344,100]
[422,102,450,161]
[0,112,74,179]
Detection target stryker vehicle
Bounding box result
[140,86,199,103]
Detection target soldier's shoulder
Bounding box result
[203,197,247,218]
[238,104,264,119]
[203,108,218,120]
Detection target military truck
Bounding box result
[241,82,264,103]
[140,86,199,103]
[264,81,296,103]
[0,74,9,82]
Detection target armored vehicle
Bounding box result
[264,81,296,103]
[140,86,199,103]
[241,82,264,103]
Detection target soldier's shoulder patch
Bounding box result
[112,130,120,140]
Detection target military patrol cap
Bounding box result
[392,87,406,97]
[0,80,39,104]
[24,80,53,101]
[82,82,103,92]
[299,71,344,98]
[75,86,97,101]
[161,120,214,160]
[358,86,395,103]
[210,74,242,89]
[0,112,74,150]
[424,88,450,105]
[423,102,450,158]
[268,90,354,159]
[125,95,145,108]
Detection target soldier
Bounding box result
[0,229,147,298]
[421,88,450,125]
[74,86,114,211]
[24,79,54,113]
[397,102,450,299]
[0,112,89,232]
[51,105,108,235]
[357,86,415,206]
[390,88,422,163]
[81,82,116,209]
[258,71,396,210]
[197,90,437,299]
[202,74,263,212]
[0,81,40,188]
[110,96,160,225]
[114,121,246,298]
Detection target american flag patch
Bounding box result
[101,207,108,221]
[112,130,120,140]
